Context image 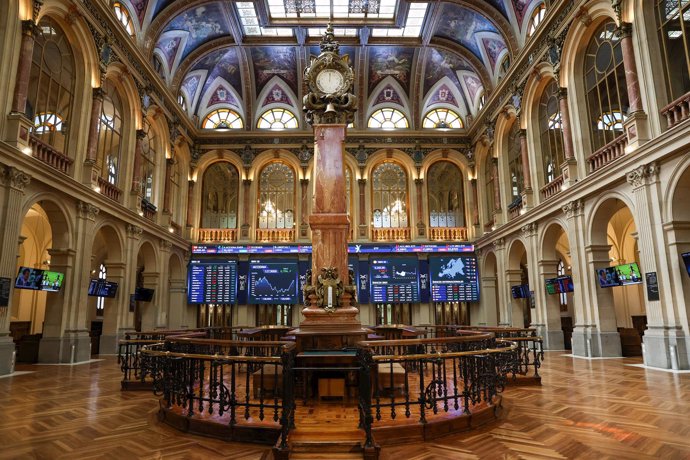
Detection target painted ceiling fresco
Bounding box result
[120,0,550,127]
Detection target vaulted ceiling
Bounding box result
[117,0,544,129]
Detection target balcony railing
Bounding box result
[97,176,122,202]
[198,227,238,243]
[29,135,73,175]
[507,196,523,221]
[661,91,690,129]
[255,228,295,242]
[587,133,628,173]
[141,199,157,221]
[170,220,182,236]
[428,226,468,241]
[540,175,564,201]
[371,227,411,241]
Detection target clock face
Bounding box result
[315,69,345,94]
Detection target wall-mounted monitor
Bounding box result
[428,256,479,302]
[545,276,573,295]
[597,267,620,289]
[88,279,119,298]
[369,257,420,303]
[41,271,64,292]
[248,260,298,304]
[134,287,155,302]
[616,262,642,286]
[683,252,690,277]
[187,259,237,304]
[511,284,531,299]
[14,267,44,290]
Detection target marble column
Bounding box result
[240,179,252,239]
[470,179,479,227]
[618,22,643,114]
[558,87,578,186]
[0,165,31,375]
[186,180,195,227]
[82,88,105,186]
[11,20,38,114]
[357,178,367,239]
[519,129,533,209]
[493,239,508,325]
[300,178,310,239]
[119,224,142,334]
[414,178,425,237]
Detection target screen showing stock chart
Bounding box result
[369,257,420,303]
[248,260,299,304]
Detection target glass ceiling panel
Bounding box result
[267,0,397,19]
[237,2,294,36]
[372,2,426,37]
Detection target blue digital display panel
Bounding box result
[369,258,420,303]
[188,259,237,304]
[191,243,474,255]
[248,260,299,304]
[429,256,480,302]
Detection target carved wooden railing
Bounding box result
[97,176,122,202]
[198,228,238,243]
[540,175,564,201]
[428,227,468,241]
[587,133,628,173]
[661,91,690,129]
[371,227,411,241]
[255,228,295,242]
[29,135,73,175]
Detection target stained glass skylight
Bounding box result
[267,0,397,20]
[237,2,294,36]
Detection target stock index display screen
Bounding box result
[429,256,480,302]
[248,260,299,304]
[187,259,237,304]
[369,258,420,303]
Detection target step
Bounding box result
[290,439,362,453]
[289,453,363,460]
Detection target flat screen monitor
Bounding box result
[14,267,44,290]
[248,260,299,304]
[511,284,530,299]
[41,270,64,292]
[88,279,119,298]
[134,287,155,302]
[187,259,237,304]
[428,256,479,302]
[683,252,690,277]
[616,262,642,286]
[597,267,620,288]
[369,257,420,303]
[545,276,573,295]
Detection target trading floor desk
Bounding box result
[295,350,359,403]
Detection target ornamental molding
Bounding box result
[492,238,505,251]
[77,201,100,221]
[626,162,660,189]
[0,165,31,191]
[521,222,537,239]
[562,199,584,218]
[126,224,143,239]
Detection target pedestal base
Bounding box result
[572,326,621,358]
[643,326,690,370]
[38,332,92,363]
[0,336,16,375]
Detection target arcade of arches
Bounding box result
[1,0,690,378]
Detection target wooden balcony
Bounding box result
[371,227,411,241]
[428,227,468,241]
[540,175,564,201]
[97,176,122,202]
[255,228,295,242]
[587,134,628,173]
[29,135,73,175]
[661,91,690,129]
[198,228,237,243]
[141,199,157,221]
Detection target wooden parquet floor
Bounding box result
[2,353,690,459]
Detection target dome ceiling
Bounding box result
[117,0,544,128]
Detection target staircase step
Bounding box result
[290,453,362,460]
[290,439,361,453]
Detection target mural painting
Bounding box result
[251,47,299,97]
[368,46,415,95]
[158,3,231,62]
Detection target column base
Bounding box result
[0,337,16,375]
[642,326,690,370]
[535,324,565,350]
[99,334,119,355]
[572,326,621,357]
[560,158,578,188]
[38,332,93,363]
[623,111,649,152]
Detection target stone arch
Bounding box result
[478,250,500,326]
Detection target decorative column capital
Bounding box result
[492,238,505,251]
[242,178,252,187]
[414,178,424,186]
[562,199,584,218]
[126,224,143,239]
[357,178,367,186]
[300,178,310,186]
[0,165,32,191]
[626,162,659,189]
[92,86,105,102]
[159,239,172,251]
[557,86,568,100]
[521,222,537,239]
[615,22,633,39]
[77,201,100,221]
[136,129,146,140]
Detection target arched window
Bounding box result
[140,120,157,203]
[427,161,465,228]
[368,108,409,129]
[655,0,690,104]
[539,80,565,184]
[584,20,628,151]
[203,108,244,129]
[27,17,75,153]
[201,162,240,229]
[96,263,107,316]
[257,108,298,129]
[527,3,546,38]
[258,162,295,229]
[371,162,408,228]
[97,81,124,186]
[422,108,464,129]
[178,93,187,112]
[484,155,496,224]
[113,2,135,37]
[506,121,523,205]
